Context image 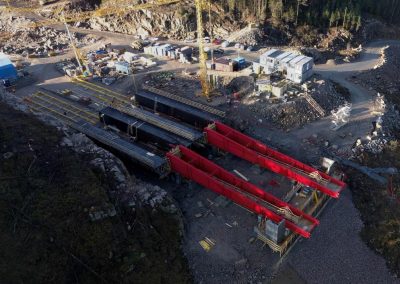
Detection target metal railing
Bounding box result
[116,104,199,141]
[143,85,226,117]
[303,92,325,117]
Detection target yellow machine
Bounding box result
[195,0,210,100]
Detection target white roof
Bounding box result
[124,52,138,56]
[276,51,292,61]
[298,57,313,65]
[0,53,12,67]
[261,49,278,57]
[289,55,306,65]
[263,49,277,56]
[281,53,298,64]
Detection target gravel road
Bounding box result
[272,40,400,283]
[284,189,398,284]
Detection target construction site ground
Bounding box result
[7,22,400,283]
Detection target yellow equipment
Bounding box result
[60,11,86,75]
[195,0,210,100]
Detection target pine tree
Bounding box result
[329,11,336,28]
[343,6,348,29]
[356,15,362,31]
[295,0,308,26]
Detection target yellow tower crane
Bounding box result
[60,11,86,75]
[195,0,211,100]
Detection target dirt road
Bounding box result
[285,40,400,152]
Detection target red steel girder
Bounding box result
[167,146,318,238]
[204,122,346,198]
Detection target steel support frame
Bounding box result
[205,122,346,198]
[167,146,317,238]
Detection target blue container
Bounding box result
[0,53,17,80]
[233,56,246,68]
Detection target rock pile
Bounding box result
[249,99,318,129]
[311,78,347,110]
[248,78,346,129]
[355,45,400,97]
[61,132,176,213]
[0,13,97,55]
[361,137,388,154]
[1,27,97,55]
[145,72,202,98]
[382,104,400,137]
[351,104,400,159]
[227,27,264,46]
[354,45,400,137]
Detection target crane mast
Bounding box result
[61,12,84,73]
[195,0,210,100]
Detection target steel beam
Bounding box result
[205,122,346,198]
[167,146,318,238]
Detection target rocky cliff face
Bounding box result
[0,88,191,284]
[72,3,240,39]
[86,9,190,38]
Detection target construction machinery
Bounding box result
[60,11,87,75]
[4,0,212,100]
[195,0,210,100]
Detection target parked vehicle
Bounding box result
[212,38,222,45]
[246,46,254,52]
[221,41,230,48]
[213,48,224,54]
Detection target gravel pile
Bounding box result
[351,103,400,159]
[355,45,400,96]
[382,104,400,137]
[249,99,318,129]
[310,79,347,111]
[248,79,346,130]
[350,44,400,159]
[227,27,264,46]
[226,76,254,96]
[352,137,388,158]
[0,13,33,32]
[145,72,202,98]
